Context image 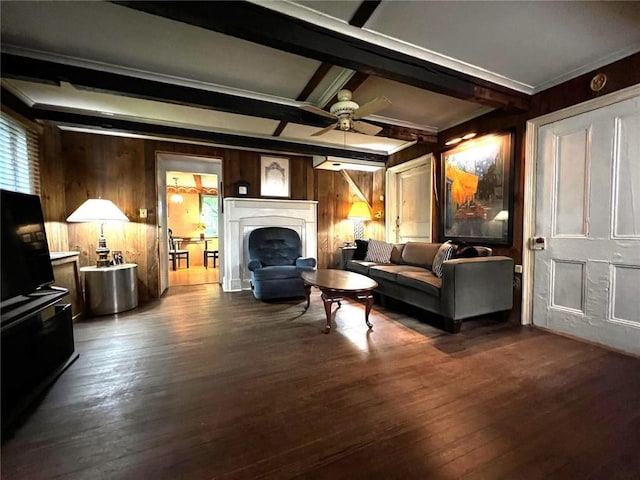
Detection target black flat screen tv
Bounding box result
[1,189,55,305]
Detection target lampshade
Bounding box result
[67,198,129,267]
[347,201,372,221]
[66,199,129,223]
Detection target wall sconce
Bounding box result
[347,200,372,240]
[67,198,129,267]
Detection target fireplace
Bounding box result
[222,198,318,292]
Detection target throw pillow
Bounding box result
[432,241,456,278]
[353,239,369,260]
[365,239,393,263]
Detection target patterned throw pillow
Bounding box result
[365,239,394,263]
[432,241,456,278]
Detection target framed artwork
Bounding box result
[260,156,290,197]
[440,130,515,246]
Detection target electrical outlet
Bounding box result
[139,208,147,218]
[514,264,523,274]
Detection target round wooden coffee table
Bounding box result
[301,269,378,334]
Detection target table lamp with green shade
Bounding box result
[66,198,129,267]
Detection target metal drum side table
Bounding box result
[80,263,138,315]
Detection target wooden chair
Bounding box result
[168,230,189,271]
[203,239,218,269]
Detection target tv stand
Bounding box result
[1,289,78,438]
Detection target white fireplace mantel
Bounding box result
[223,198,318,292]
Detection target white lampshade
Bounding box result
[67,198,128,267]
[66,199,129,223]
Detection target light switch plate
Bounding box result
[139,208,147,218]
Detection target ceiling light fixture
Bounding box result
[445,137,462,146]
[170,177,183,204]
[312,156,384,172]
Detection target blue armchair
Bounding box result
[247,227,316,300]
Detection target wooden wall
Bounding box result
[315,169,385,269]
[38,129,384,301]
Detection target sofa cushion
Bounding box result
[365,239,394,263]
[369,265,426,282]
[251,265,301,281]
[396,270,442,297]
[353,239,368,260]
[432,241,457,278]
[401,242,441,268]
[347,260,378,275]
[390,243,405,264]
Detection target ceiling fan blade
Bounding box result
[352,121,383,136]
[352,96,391,119]
[300,104,337,119]
[311,122,339,136]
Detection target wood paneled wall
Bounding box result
[39,129,383,301]
[315,169,384,269]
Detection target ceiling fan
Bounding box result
[301,89,391,137]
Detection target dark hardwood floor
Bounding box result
[2,284,639,479]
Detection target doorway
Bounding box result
[385,154,433,243]
[523,85,640,356]
[157,153,222,295]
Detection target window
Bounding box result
[199,194,218,237]
[0,111,40,194]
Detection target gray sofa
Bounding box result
[346,242,513,333]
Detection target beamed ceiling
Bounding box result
[1,1,639,162]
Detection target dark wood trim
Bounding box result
[349,1,382,28]
[296,63,334,102]
[0,87,35,121]
[113,1,529,111]
[32,108,388,162]
[376,124,437,143]
[273,62,333,137]
[1,53,334,129]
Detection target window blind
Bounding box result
[0,111,40,194]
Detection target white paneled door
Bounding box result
[533,95,640,355]
[386,155,432,244]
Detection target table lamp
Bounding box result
[67,198,129,267]
[347,200,372,240]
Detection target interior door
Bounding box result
[388,157,432,243]
[533,95,640,355]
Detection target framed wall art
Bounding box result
[260,156,290,197]
[439,130,515,246]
